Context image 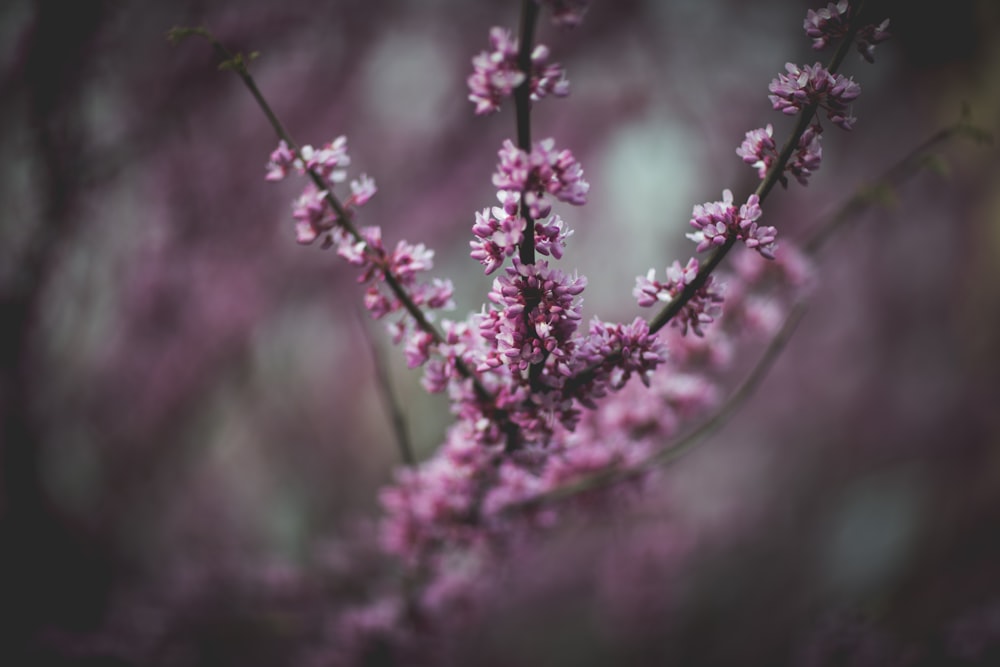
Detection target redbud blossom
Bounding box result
[768,62,861,130]
[298,137,350,182]
[737,124,777,180]
[266,137,368,246]
[803,1,850,50]
[290,184,334,245]
[470,192,572,275]
[469,193,525,275]
[856,19,891,64]
[803,1,890,63]
[348,174,377,207]
[787,124,823,186]
[737,123,823,187]
[493,138,589,219]
[467,27,569,116]
[481,259,585,373]
[574,318,666,390]
[687,190,777,259]
[265,140,295,181]
[633,258,724,337]
[420,318,480,394]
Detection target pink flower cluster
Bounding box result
[493,138,590,219]
[634,259,725,337]
[856,19,891,64]
[266,137,377,245]
[467,27,569,116]
[265,136,348,183]
[738,123,824,187]
[687,190,777,260]
[469,191,571,275]
[803,0,851,50]
[480,259,585,374]
[787,124,824,185]
[569,317,667,401]
[768,62,861,130]
[804,1,890,63]
[266,137,454,356]
[346,227,455,323]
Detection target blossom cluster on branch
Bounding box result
[467,27,569,115]
[243,0,893,662]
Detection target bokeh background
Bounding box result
[2,0,999,664]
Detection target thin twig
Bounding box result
[804,114,994,254]
[356,310,415,467]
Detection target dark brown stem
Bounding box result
[514,0,540,267]
[514,0,539,153]
[511,0,550,415]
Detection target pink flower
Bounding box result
[533,214,572,259]
[404,330,435,368]
[421,317,479,394]
[574,317,667,390]
[803,1,850,50]
[267,136,377,247]
[737,124,777,180]
[768,62,860,130]
[493,138,589,218]
[467,27,569,116]
[788,123,824,186]
[482,259,586,373]
[348,174,377,207]
[687,190,777,259]
[737,195,777,260]
[469,193,526,274]
[634,258,724,337]
[856,18,891,63]
[290,184,335,245]
[469,198,571,275]
[388,241,434,284]
[802,1,890,63]
[264,140,295,181]
[268,136,347,184]
[298,136,350,182]
[737,123,824,187]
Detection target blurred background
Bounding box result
[1,0,999,664]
